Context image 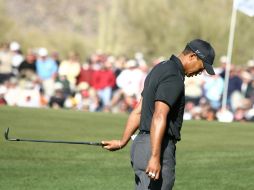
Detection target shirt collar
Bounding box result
[170,55,185,81]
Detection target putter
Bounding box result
[4,128,102,146]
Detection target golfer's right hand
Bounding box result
[101,140,123,151]
[146,156,161,180]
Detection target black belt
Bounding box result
[138,130,177,144]
[139,130,150,134]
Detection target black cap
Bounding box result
[187,39,215,75]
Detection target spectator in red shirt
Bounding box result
[76,61,94,86]
[91,57,116,111]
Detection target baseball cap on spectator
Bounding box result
[220,55,228,63]
[126,59,137,68]
[247,59,254,67]
[38,48,48,57]
[10,41,20,51]
[187,39,215,75]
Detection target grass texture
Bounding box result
[0,106,253,190]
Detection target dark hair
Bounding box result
[182,45,202,61]
[182,45,193,55]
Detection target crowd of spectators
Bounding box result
[0,41,254,122]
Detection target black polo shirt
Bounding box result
[139,55,185,141]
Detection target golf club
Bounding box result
[4,128,102,146]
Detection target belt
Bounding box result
[138,130,177,144]
[139,130,150,134]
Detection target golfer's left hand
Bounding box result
[101,140,123,151]
[146,156,161,180]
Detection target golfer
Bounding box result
[102,39,215,190]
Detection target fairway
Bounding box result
[0,106,254,190]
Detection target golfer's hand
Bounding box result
[146,156,161,180]
[101,140,123,151]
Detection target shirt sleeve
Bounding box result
[155,76,184,108]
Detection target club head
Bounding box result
[4,128,9,140]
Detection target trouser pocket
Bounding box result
[131,134,151,171]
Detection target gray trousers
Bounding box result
[130,133,176,190]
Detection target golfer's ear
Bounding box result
[189,52,198,60]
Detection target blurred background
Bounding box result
[0,0,254,122]
[1,0,254,63]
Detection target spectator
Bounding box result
[51,51,61,67]
[185,74,204,105]
[58,51,81,91]
[245,60,254,103]
[91,56,116,111]
[9,41,24,76]
[77,61,94,86]
[234,107,247,122]
[18,49,37,80]
[73,82,100,112]
[110,59,146,112]
[16,81,41,108]
[203,71,224,109]
[227,67,242,109]
[3,77,20,106]
[0,43,13,83]
[49,82,65,109]
[55,75,71,98]
[112,56,126,92]
[36,47,58,98]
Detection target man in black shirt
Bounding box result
[102,39,215,190]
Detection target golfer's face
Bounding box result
[186,58,205,77]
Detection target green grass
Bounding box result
[0,106,254,190]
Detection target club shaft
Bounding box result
[8,138,102,146]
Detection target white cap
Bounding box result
[135,52,143,60]
[247,59,254,67]
[38,48,48,57]
[10,41,20,51]
[126,59,137,68]
[0,85,7,94]
[220,55,228,63]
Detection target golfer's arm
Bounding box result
[120,98,143,147]
[150,101,170,159]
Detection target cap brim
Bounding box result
[204,62,215,75]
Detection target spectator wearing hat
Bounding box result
[36,48,58,98]
[0,43,13,83]
[9,41,24,76]
[110,59,146,112]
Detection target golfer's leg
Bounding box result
[150,140,176,190]
[134,171,151,190]
[160,140,176,190]
[131,134,151,190]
